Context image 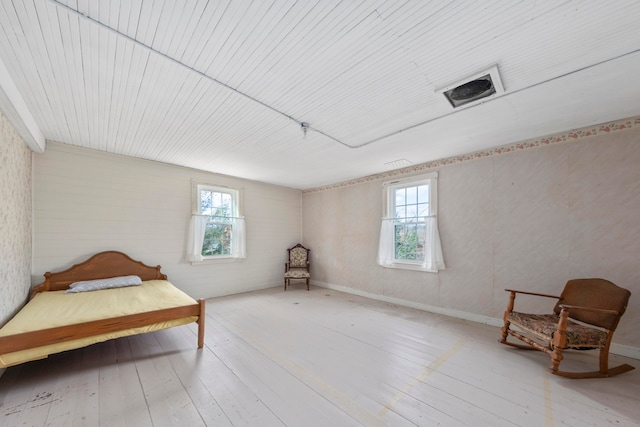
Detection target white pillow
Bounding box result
[66,275,143,293]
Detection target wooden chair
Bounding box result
[284,243,310,290]
[500,278,634,378]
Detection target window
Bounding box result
[377,172,445,271]
[187,183,245,262]
[199,187,235,256]
[393,182,430,261]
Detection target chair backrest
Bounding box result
[553,278,631,330]
[288,244,310,268]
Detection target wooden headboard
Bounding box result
[31,251,168,296]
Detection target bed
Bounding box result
[0,251,205,368]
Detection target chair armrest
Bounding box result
[503,289,561,320]
[504,289,561,299]
[558,304,620,315]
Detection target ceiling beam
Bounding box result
[0,55,45,153]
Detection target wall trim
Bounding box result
[304,115,640,194]
[312,281,640,361]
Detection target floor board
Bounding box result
[1,286,638,426]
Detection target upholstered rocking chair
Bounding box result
[500,278,634,378]
[284,243,310,291]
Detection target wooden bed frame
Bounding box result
[0,251,205,358]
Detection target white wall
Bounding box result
[33,142,302,299]
[0,110,32,327]
[303,120,640,352]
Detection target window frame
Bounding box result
[193,183,243,262]
[381,172,439,272]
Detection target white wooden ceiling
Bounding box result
[1,0,640,189]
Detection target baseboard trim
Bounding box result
[312,281,639,361]
[610,343,640,360]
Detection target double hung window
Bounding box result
[187,183,245,262]
[199,187,235,256]
[377,172,445,271]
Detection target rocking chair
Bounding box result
[500,278,634,378]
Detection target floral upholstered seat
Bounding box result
[284,244,310,290]
[507,312,607,349]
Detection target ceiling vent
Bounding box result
[438,65,504,108]
[385,158,412,169]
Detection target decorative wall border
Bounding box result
[303,115,640,194]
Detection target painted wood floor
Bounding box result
[0,286,638,427]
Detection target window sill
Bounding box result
[190,257,245,266]
[380,262,438,273]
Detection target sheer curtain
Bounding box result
[376,216,445,271]
[231,217,246,258]
[422,216,445,271]
[186,214,208,262]
[186,215,246,261]
[376,218,395,266]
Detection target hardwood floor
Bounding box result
[1,286,638,426]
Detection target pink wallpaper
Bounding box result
[0,111,32,326]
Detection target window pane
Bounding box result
[395,206,406,221]
[406,205,417,219]
[394,223,425,261]
[417,185,429,204]
[406,186,417,204]
[216,205,229,219]
[202,223,232,256]
[221,193,232,210]
[395,188,406,206]
[212,192,222,208]
[418,202,429,218]
[200,191,212,215]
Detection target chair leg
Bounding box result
[500,318,510,344]
[599,345,609,373]
[592,341,635,377]
[306,277,309,291]
[549,347,564,374]
[284,278,287,291]
[500,291,516,344]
